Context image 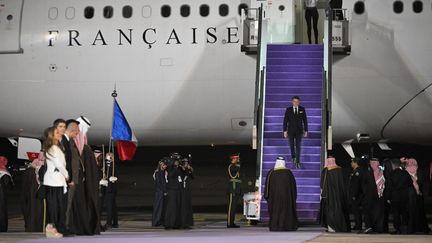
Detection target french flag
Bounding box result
[111,100,138,161]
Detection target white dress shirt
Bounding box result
[304,0,318,8]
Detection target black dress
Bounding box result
[264,168,298,231]
[0,172,12,232]
[319,166,350,232]
[180,168,194,228]
[21,167,45,232]
[152,169,167,227]
[164,165,182,229]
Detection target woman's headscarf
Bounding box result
[405,158,420,195]
[274,157,286,169]
[370,159,385,198]
[74,116,91,155]
[0,156,8,172]
[324,157,337,168]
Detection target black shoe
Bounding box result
[227,224,240,228]
[112,224,119,228]
[352,226,362,231]
[391,230,401,235]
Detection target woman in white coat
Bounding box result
[42,126,69,238]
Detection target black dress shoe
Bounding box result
[227,224,240,228]
[391,230,401,235]
[352,226,362,231]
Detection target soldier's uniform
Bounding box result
[227,154,241,228]
[349,165,363,230]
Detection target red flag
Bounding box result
[116,140,137,161]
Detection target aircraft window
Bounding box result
[103,6,114,19]
[142,5,151,18]
[180,5,191,17]
[65,7,75,20]
[200,4,210,17]
[413,1,423,13]
[278,5,286,11]
[84,6,94,19]
[393,1,403,14]
[161,5,171,17]
[219,4,229,16]
[238,3,248,15]
[123,5,133,18]
[353,1,365,14]
[48,7,58,20]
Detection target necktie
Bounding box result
[295,108,297,115]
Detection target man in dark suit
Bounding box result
[283,96,308,168]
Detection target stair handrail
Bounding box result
[322,7,334,168]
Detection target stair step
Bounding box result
[266,87,322,94]
[267,44,324,52]
[265,94,321,101]
[266,72,323,80]
[267,58,323,66]
[265,83,323,89]
[267,65,323,72]
[267,51,324,58]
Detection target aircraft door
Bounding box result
[0,0,24,53]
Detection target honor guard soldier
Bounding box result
[100,152,118,229]
[348,158,363,231]
[227,153,241,228]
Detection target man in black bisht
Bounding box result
[348,158,363,231]
[283,96,308,169]
[360,158,386,234]
[319,157,350,233]
[164,153,182,229]
[179,157,194,229]
[152,159,168,227]
[227,154,241,228]
[264,157,298,231]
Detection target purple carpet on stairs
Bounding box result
[261,44,324,222]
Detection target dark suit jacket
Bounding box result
[283,106,308,134]
[387,168,413,203]
[61,135,72,181]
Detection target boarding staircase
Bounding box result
[260,44,324,222]
[241,4,332,223]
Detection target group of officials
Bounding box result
[16,117,118,238]
[152,153,194,229]
[319,156,431,234]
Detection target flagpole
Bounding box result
[108,84,117,154]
